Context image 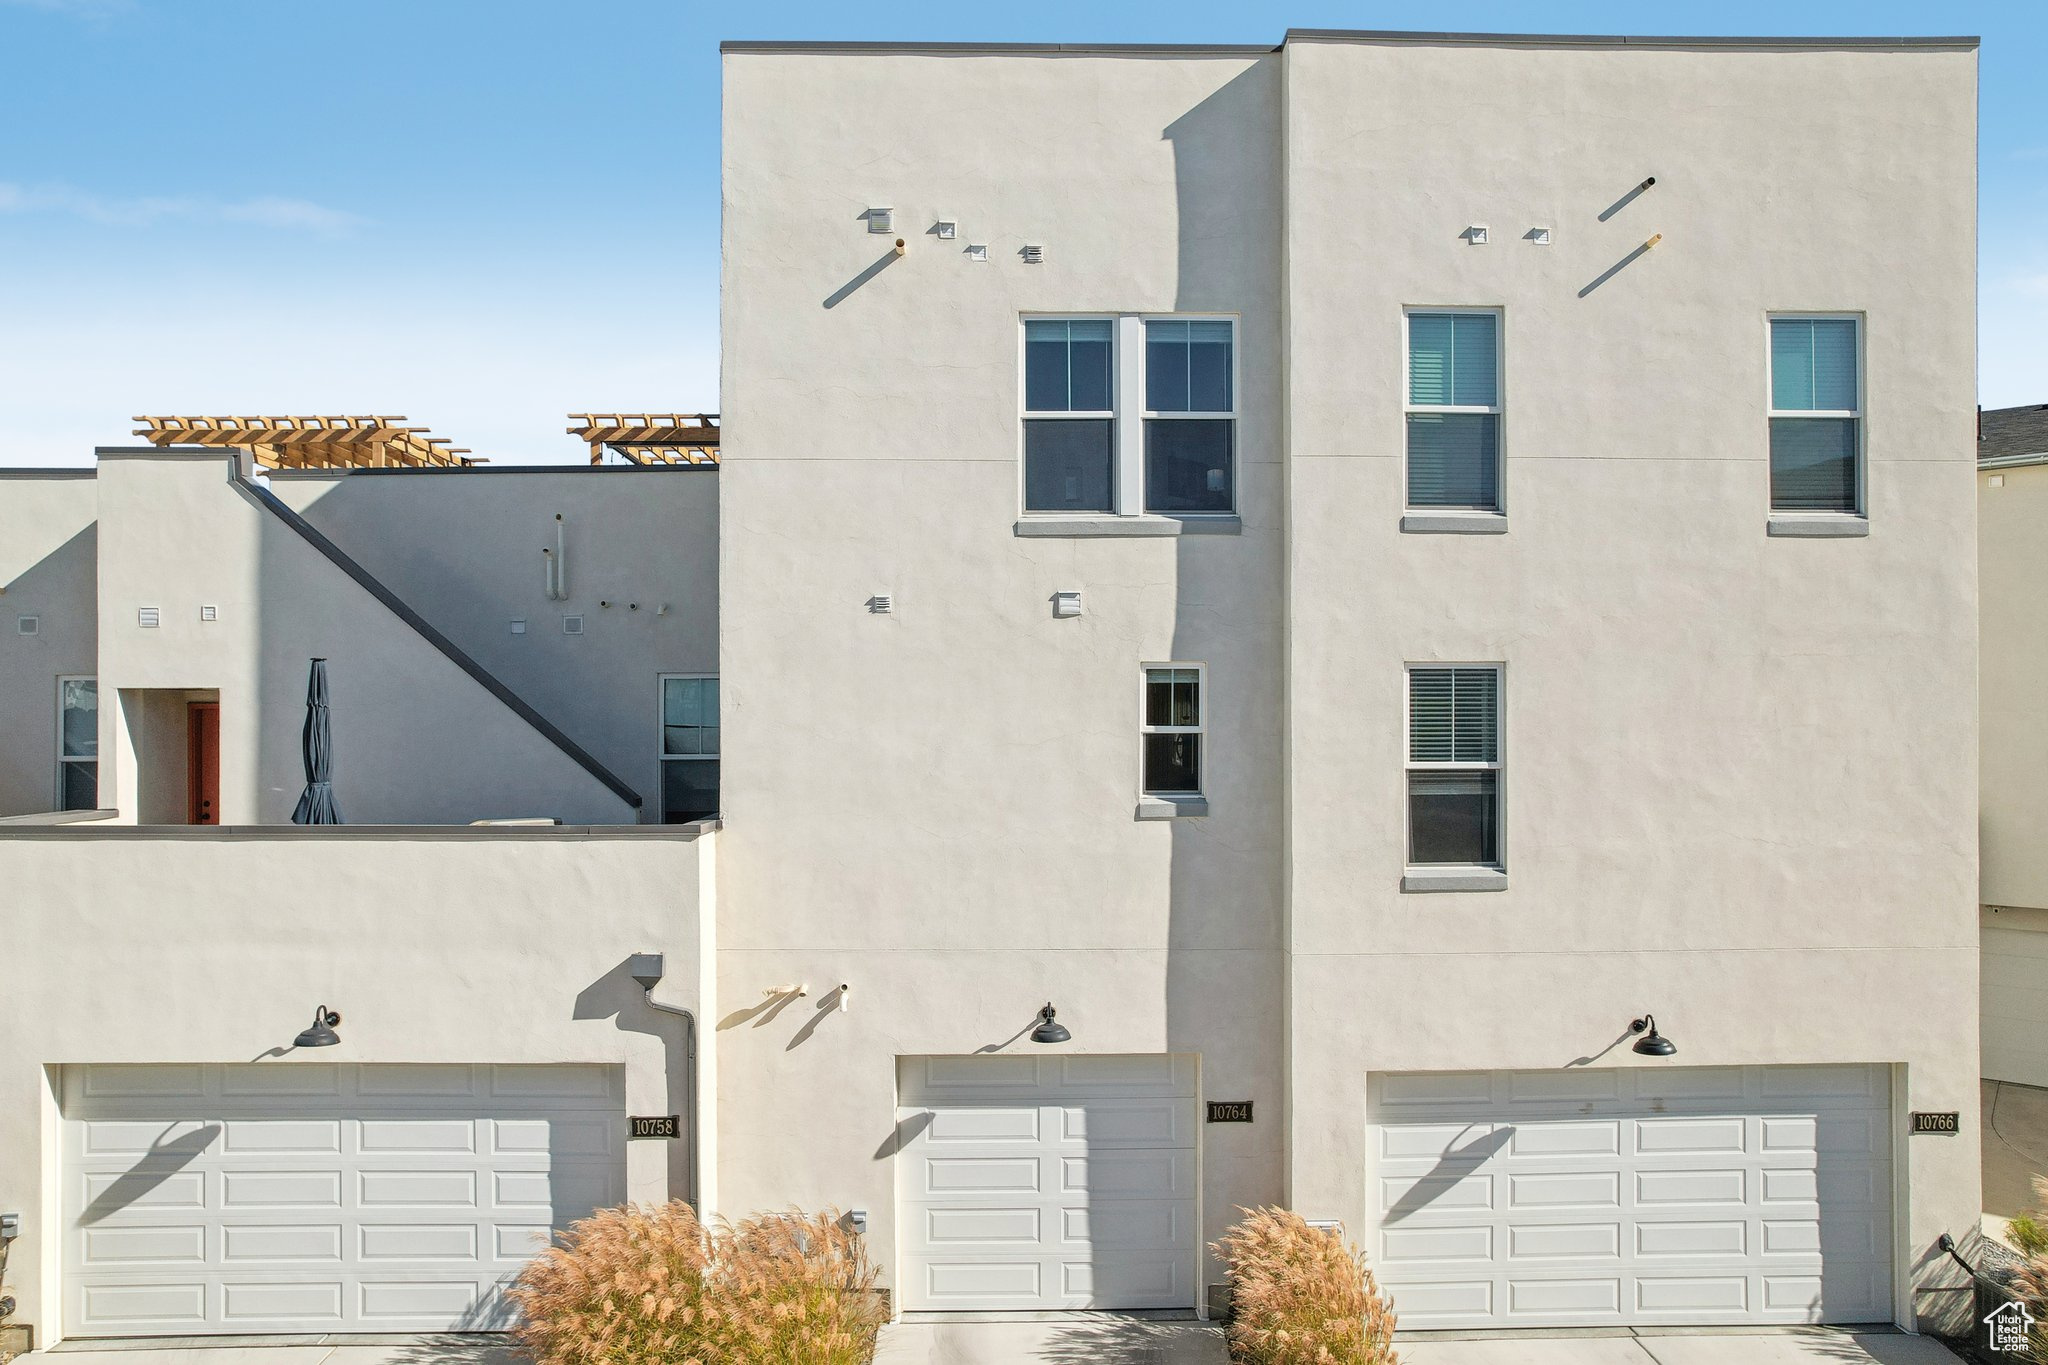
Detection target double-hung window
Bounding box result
[1768,316,1862,515]
[57,676,96,811]
[1144,319,1234,513]
[659,674,719,823]
[1021,316,1237,519]
[1405,310,1502,512]
[1141,665,1203,796]
[1023,319,1116,513]
[1406,665,1501,868]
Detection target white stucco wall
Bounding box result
[1981,460,2048,912]
[1280,35,1979,1331]
[0,825,711,1344]
[92,450,638,826]
[270,466,718,809]
[0,472,97,817]
[719,33,1979,1330]
[717,47,1288,1298]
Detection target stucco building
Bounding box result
[0,25,1980,1349]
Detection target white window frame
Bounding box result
[1402,662,1504,871]
[1019,315,1119,514]
[1402,306,1506,514]
[657,672,718,823]
[55,674,97,812]
[1765,312,1865,518]
[1139,661,1205,798]
[1018,313,1240,520]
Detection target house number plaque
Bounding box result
[1207,1101,1254,1124]
[630,1114,681,1139]
[1910,1111,1960,1135]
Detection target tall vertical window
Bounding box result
[659,675,719,823]
[1406,665,1500,867]
[1144,319,1235,514]
[1405,311,1502,511]
[57,676,97,811]
[1023,319,1115,513]
[1768,316,1861,514]
[1141,665,1203,796]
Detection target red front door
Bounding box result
[187,701,219,825]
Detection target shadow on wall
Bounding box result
[1163,55,1290,1303]
[575,956,694,1203]
[0,523,96,817]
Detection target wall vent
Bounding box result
[1020,244,1044,264]
[200,605,218,621]
[16,615,38,636]
[867,594,893,615]
[867,207,894,234]
[563,615,585,635]
[137,606,161,628]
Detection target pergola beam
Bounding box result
[132,415,481,469]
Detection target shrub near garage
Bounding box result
[1212,1207,1399,1365]
[510,1201,884,1365]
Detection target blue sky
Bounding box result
[1,0,2039,466]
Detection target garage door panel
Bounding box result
[223,1223,344,1263]
[1507,1072,1620,1105]
[1370,1065,1893,1330]
[1062,1198,1190,1250]
[64,1063,625,1336]
[895,1055,1197,1313]
[1059,1148,1194,1198]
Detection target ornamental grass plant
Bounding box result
[1212,1207,1399,1365]
[509,1201,883,1365]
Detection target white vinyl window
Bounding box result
[57,676,97,812]
[1768,315,1863,515]
[1021,315,1237,518]
[1141,664,1203,796]
[659,674,718,824]
[1405,309,1503,511]
[1405,665,1501,868]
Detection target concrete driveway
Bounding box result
[1398,1327,1961,1364]
[868,1319,1960,1365]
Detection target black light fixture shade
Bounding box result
[1030,1003,1070,1045]
[1630,1014,1675,1057]
[294,1006,342,1049]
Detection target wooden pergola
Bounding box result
[132,415,480,469]
[567,413,720,466]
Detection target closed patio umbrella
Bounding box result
[289,658,343,825]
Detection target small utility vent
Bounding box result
[867,594,893,615]
[137,606,161,628]
[1020,244,1044,264]
[200,605,218,622]
[16,615,39,636]
[563,615,585,635]
[867,207,894,234]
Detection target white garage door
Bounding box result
[896,1054,1198,1312]
[1369,1065,1894,1330]
[64,1063,625,1337]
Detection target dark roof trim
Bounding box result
[265,464,716,479]
[0,467,95,479]
[723,40,1275,55]
[1284,28,1977,50]
[722,31,1976,56]
[235,473,644,812]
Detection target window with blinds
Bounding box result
[1144,319,1235,514]
[1406,311,1501,511]
[1768,316,1861,514]
[1406,665,1501,867]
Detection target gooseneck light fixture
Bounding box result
[1030,1003,1071,1045]
[294,1006,342,1049]
[1630,1014,1676,1057]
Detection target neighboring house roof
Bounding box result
[1981,404,2048,469]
